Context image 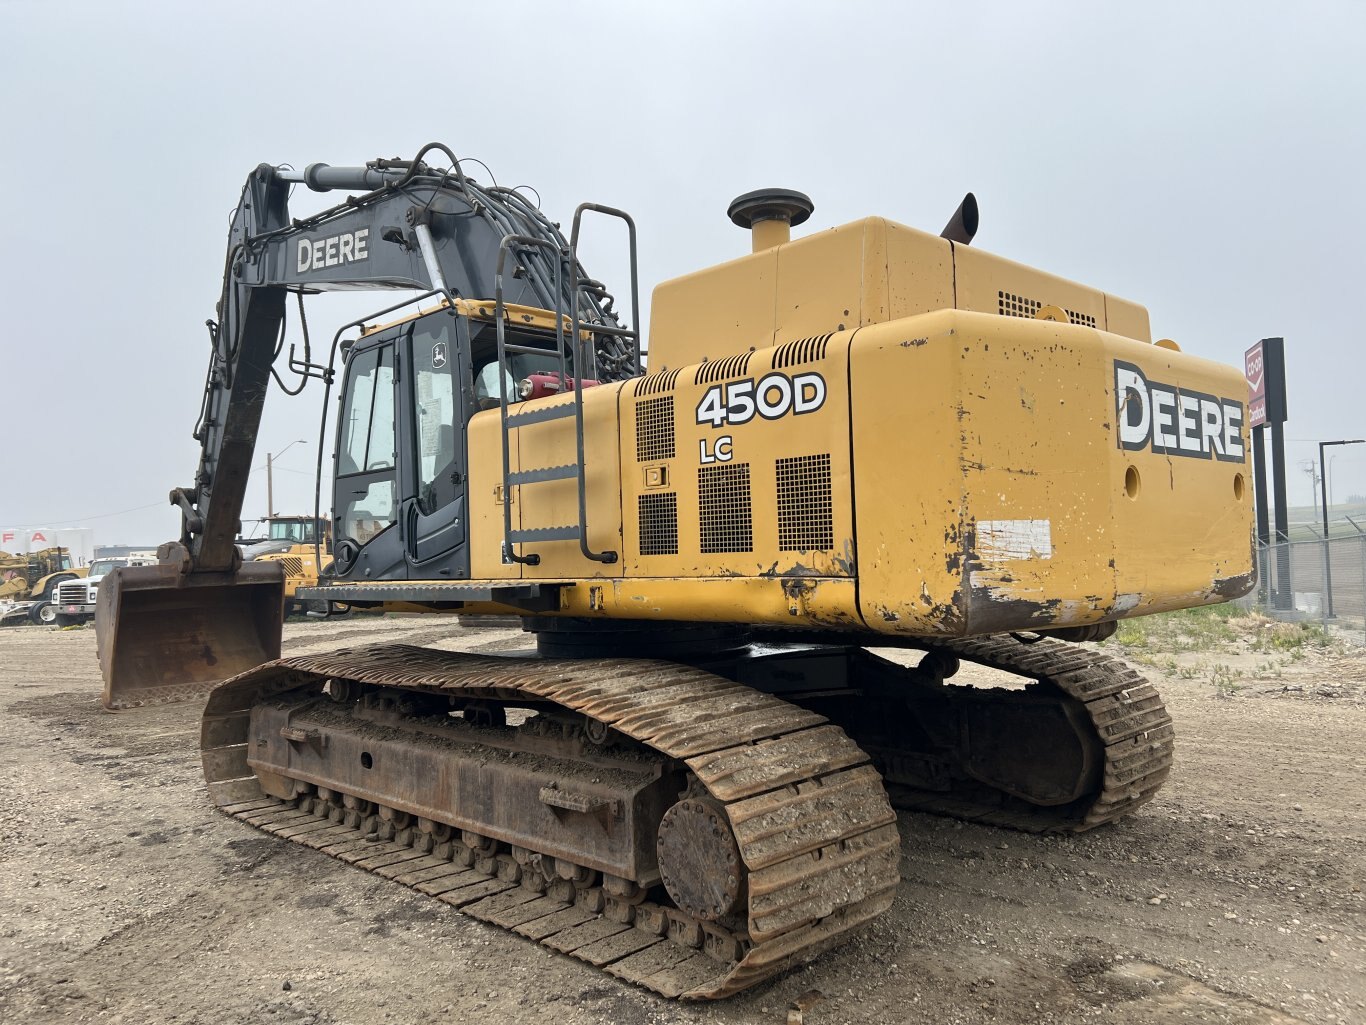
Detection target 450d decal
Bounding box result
[695,372,826,428]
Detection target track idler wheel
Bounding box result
[656,797,743,921]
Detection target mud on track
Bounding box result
[1,617,1362,1024]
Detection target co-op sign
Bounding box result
[1245,337,1287,428]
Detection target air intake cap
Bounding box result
[728,188,814,253]
[727,188,814,228]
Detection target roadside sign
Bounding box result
[1245,337,1286,427]
[1246,341,1266,427]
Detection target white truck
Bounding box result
[51,552,158,626]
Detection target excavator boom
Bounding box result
[100,144,629,708]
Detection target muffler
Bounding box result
[96,561,284,710]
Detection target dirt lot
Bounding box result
[0,616,1362,1025]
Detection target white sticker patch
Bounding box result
[976,519,1053,561]
[1112,593,1141,614]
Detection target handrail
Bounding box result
[568,203,641,564]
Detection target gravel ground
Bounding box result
[0,617,1362,1025]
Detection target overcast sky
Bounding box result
[2,1,1363,545]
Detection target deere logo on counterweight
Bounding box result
[1114,360,1246,462]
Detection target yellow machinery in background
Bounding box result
[241,515,348,618]
[98,147,1253,998]
[0,547,86,625]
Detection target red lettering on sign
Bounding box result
[30,531,47,543]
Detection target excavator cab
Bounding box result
[329,302,570,585]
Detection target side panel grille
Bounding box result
[698,463,753,554]
[776,454,834,551]
[695,352,753,385]
[637,492,679,555]
[773,333,833,369]
[280,557,304,578]
[635,396,675,462]
[997,290,1097,329]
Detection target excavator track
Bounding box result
[874,634,1175,832]
[201,644,900,1000]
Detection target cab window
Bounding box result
[338,347,396,476]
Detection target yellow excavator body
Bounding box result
[368,213,1252,632]
[94,152,1256,999]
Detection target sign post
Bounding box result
[1245,338,1289,609]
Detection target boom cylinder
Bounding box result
[275,163,409,193]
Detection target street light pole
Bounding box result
[1318,438,1365,618]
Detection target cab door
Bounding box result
[332,333,405,581]
[398,313,471,580]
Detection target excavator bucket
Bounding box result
[97,562,284,711]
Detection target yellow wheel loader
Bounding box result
[0,547,86,625]
[241,515,348,618]
[97,145,1253,998]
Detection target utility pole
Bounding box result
[265,439,308,523]
[1318,438,1365,618]
[1303,461,1321,523]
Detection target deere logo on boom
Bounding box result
[296,228,370,273]
[1114,360,1245,462]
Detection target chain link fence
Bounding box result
[1237,534,1366,642]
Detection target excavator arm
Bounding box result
[99,143,627,708]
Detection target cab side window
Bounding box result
[337,346,397,543]
[338,348,396,476]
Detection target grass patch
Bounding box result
[1209,662,1244,698]
[1245,617,1332,652]
[1110,604,1240,654]
[1103,603,1347,698]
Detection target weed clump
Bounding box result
[1102,605,1345,698]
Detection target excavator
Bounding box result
[97,144,1254,999]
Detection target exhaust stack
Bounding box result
[728,188,814,253]
[940,192,979,245]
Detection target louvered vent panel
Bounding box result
[637,493,678,555]
[698,463,753,554]
[695,352,753,385]
[776,454,834,551]
[633,368,681,397]
[635,396,675,462]
[997,290,1097,329]
[773,333,833,369]
[281,557,304,577]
